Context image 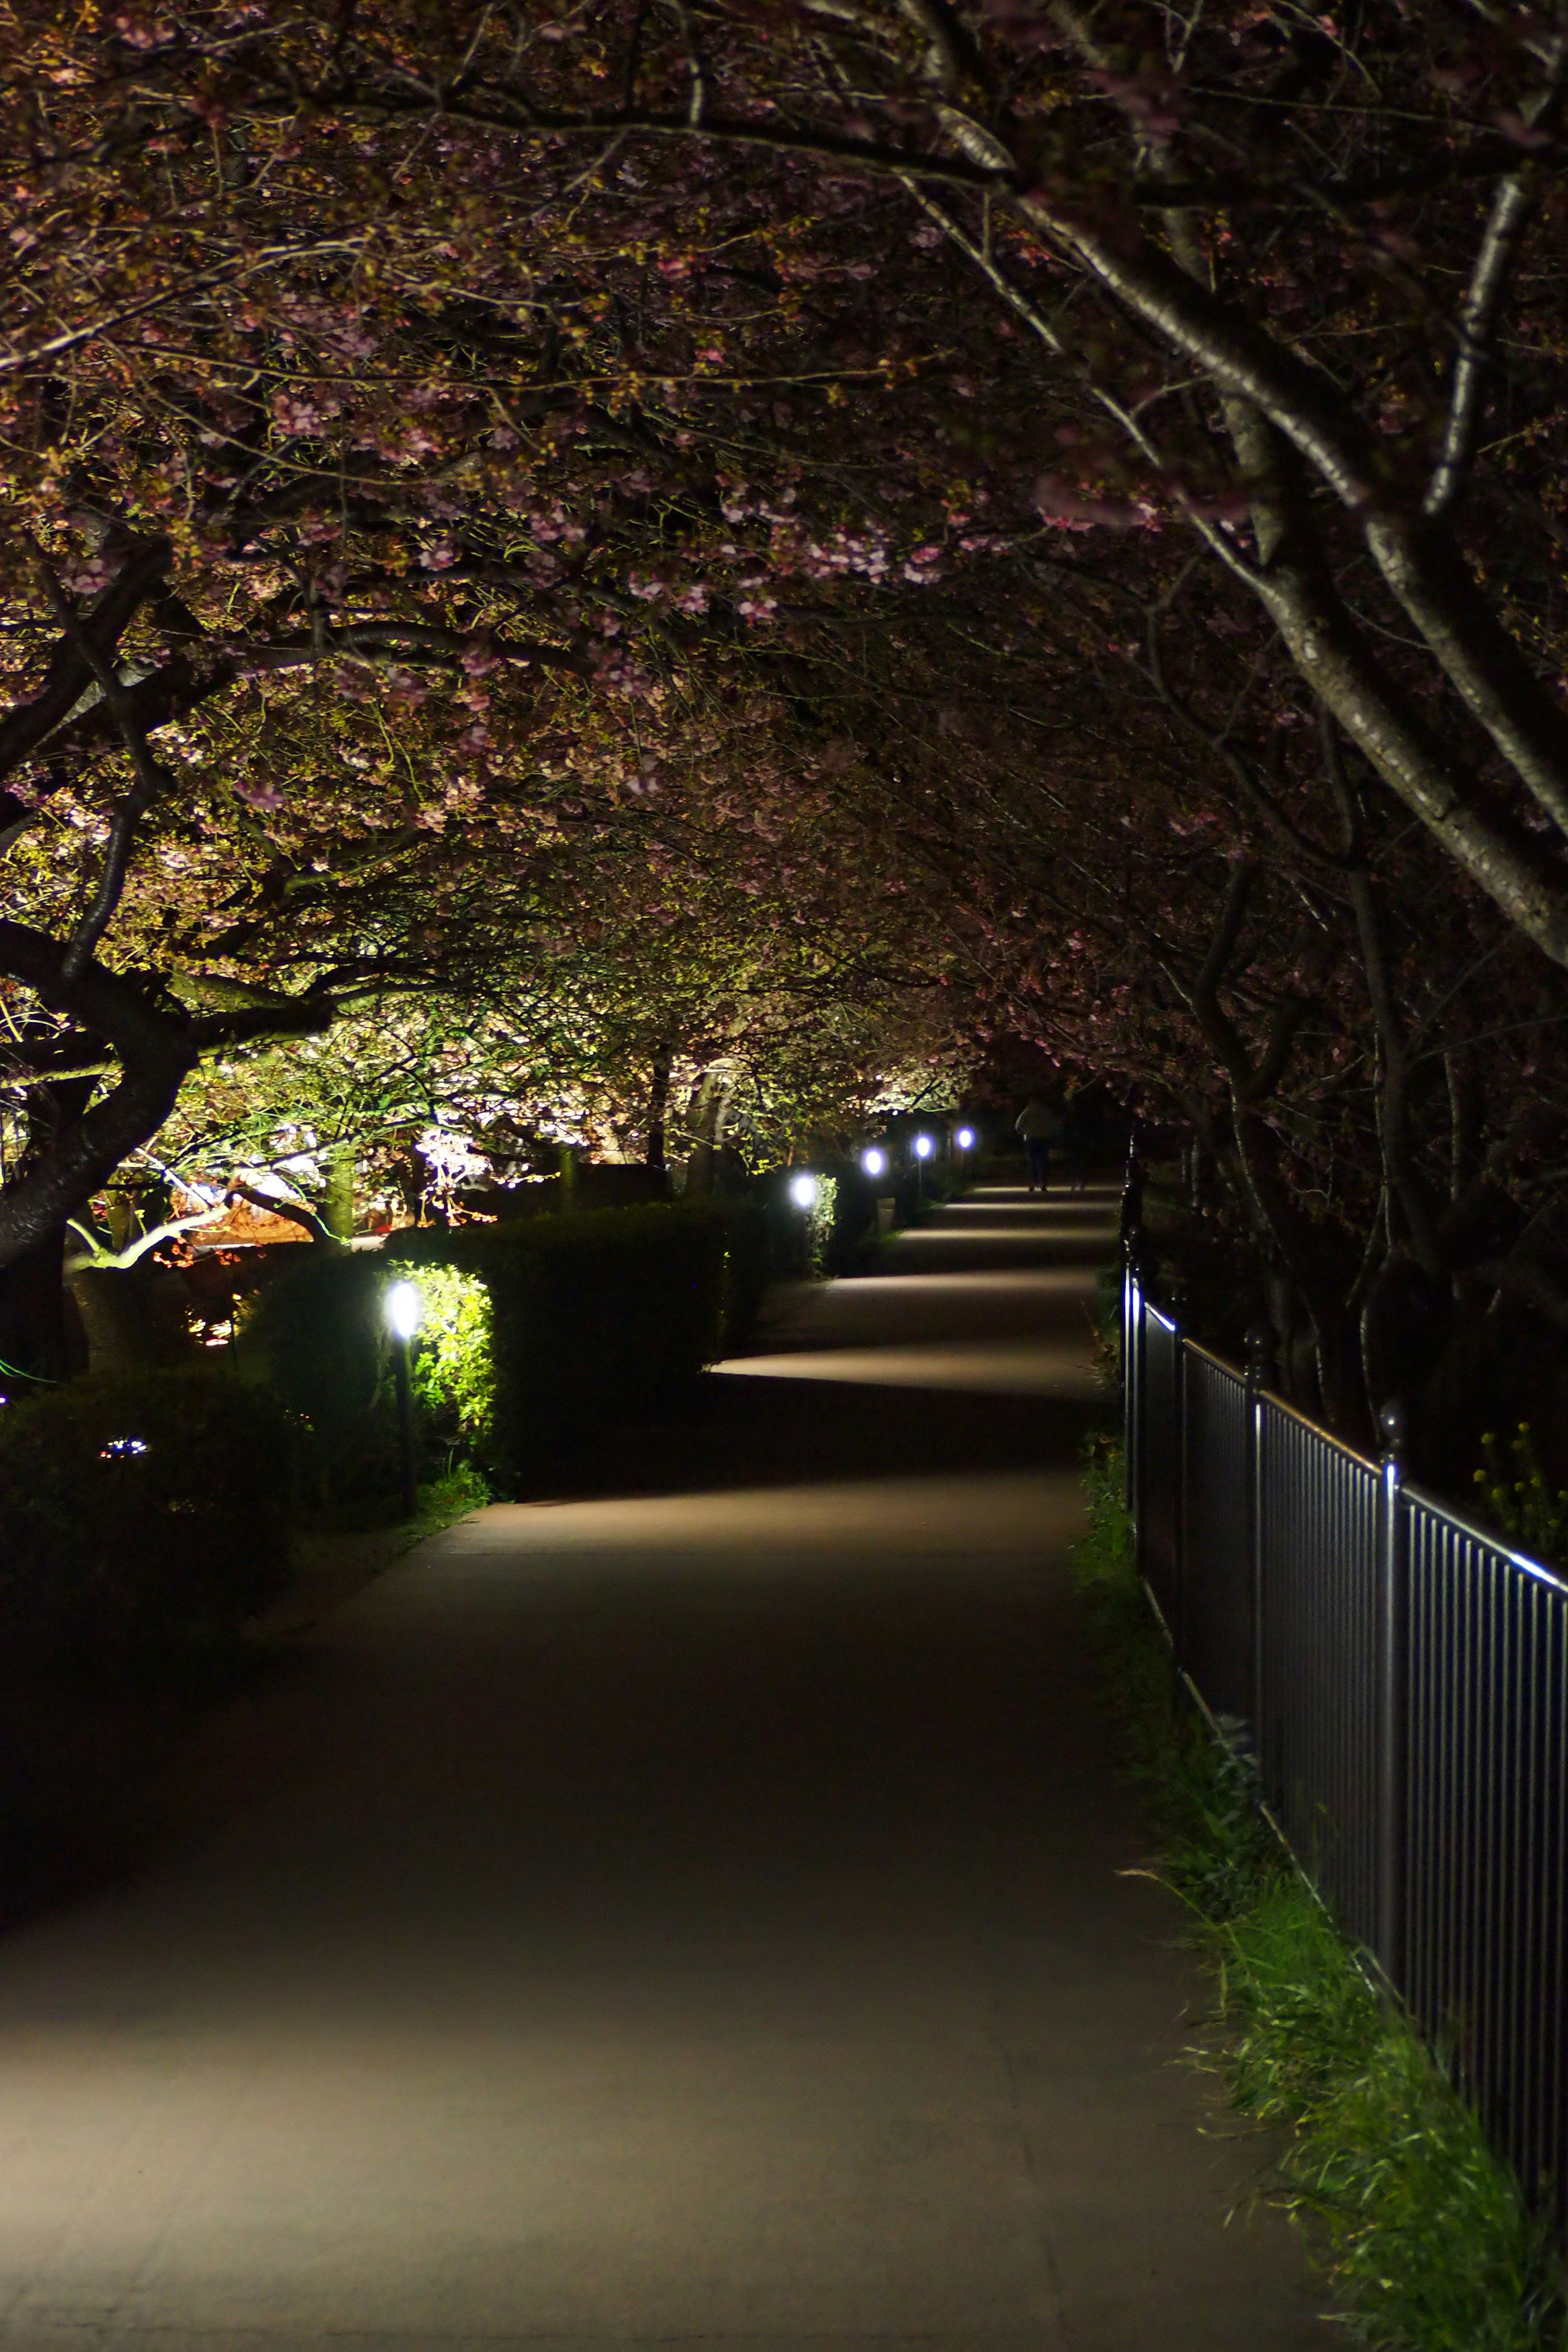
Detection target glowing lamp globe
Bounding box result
[955,1126,976,1151]
[385,1280,423,1342]
[788,1172,818,1209]
[862,1147,887,1179]
[913,1134,934,1160]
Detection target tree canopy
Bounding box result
[5,0,1568,1454]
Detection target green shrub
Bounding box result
[806,1174,838,1273]
[1474,1423,1568,1566]
[235,1249,401,1506]
[817,1155,878,1270]
[407,1262,495,1459]
[710,1197,770,1348]
[0,1368,294,1683]
[389,1201,727,1486]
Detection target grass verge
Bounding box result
[1072,1432,1566,2352]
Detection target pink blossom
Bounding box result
[234,775,284,812]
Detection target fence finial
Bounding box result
[1378,1397,1408,1465]
[1245,1323,1274,1388]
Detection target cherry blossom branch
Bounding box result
[0,241,372,380]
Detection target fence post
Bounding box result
[1167,1283,1188,1662]
[1245,1325,1273,1766]
[1125,1253,1145,1562]
[1376,1398,1409,1991]
[1120,1139,1143,1524]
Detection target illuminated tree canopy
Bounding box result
[4,1,1568,1440]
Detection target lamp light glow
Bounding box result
[913,1134,934,1160]
[385,1280,423,1342]
[862,1147,887,1179]
[955,1125,976,1151]
[788,1172,818,1209]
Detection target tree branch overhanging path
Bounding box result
[182,0,1568,965]
[6,1,1568,1447]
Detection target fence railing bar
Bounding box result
[1405,1485,1568,1599]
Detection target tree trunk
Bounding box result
[67,1265,190,1372]
[0,1223,77,1383]
[645,1049,672,1174]
[681,1069,732,1200]
[324,1141,356,1240]
[0,1074,98,1381]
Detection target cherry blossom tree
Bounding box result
[87,0,1558,964]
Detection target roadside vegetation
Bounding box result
[1072,1435,1566,2352]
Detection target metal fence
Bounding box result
[1124,1258,1568,2239]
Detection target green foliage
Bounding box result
[390,1202,728,1487]
[405,1462,492,1539]
[1474,1425,1568,1566]
[407,1264,495,1457]
[235,1249,398,1507]
[238,1251,495,1502]
[1089,1266,1122,1394]
[0,1368,293,1684]
[817,1155,879,1271]
[1071,1437,1566,2351]
[1212,1889,1562,2352]
[806,1175,837,1273]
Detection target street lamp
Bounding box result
[385,1280,422,1518]
[955,1125,976,1152]
[788,1171,818,1209]
[861,1146,887,1179]
[912,1134,933,1160]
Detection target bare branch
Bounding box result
[28,550,172,982]
[1425,25,1568,519]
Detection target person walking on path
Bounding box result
[1016,1095,1061,1194]
[1060,1089,1092,1193]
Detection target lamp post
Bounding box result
[912,1132,933,1200]
[385,1279,423,1519]
[788,1170,818,1275]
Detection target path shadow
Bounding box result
[537,1363,1111,1503]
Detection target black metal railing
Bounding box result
[1123,1251,1568,2240]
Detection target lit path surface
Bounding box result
[0,1185,1330,2352]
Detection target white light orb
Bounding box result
[385,1279,423,1341]
[862,1147,887,1179]
[788,1172,818,1209]
[913,1134,934,1160]
[955,1125,976,1151]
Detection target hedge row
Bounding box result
[241,1197,767,1498]
[0,1368,293,1684]
[0,1200,769,1686]
[388,1201,728,1484]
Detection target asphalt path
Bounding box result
[0,1184,1330,2350]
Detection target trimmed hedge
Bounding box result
[0,1368,294,1682]
[715,1197,770,1344]
[235,1248,406,1506]
[813,1155,880,1271]
[388,1201,730,1486]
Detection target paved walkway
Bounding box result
[0,1186,1330,2350]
